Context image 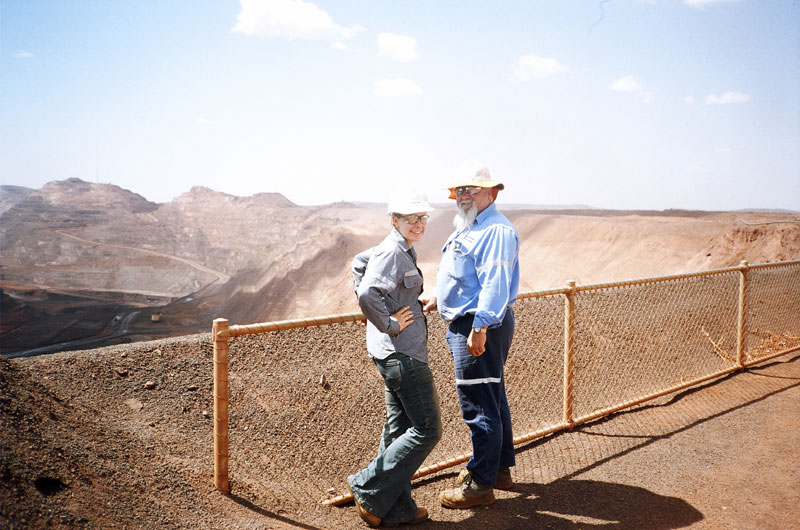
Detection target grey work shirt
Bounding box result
[352,228,428,363]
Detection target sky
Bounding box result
[1,0,799,211]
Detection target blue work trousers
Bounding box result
[348,353,442,523]
[446,309,516,487]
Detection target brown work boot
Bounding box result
[383,507,429,526]
[440,471,495,509]
[495,467,513,490]
[457,467,514,490]
[348,485,381,527]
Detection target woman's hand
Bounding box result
[391,306,414,333]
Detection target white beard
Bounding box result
[453,203,478,232]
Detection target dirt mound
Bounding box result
[0,337,224,528]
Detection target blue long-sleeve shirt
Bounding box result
[435,203,520,328]
[352,228,428,362]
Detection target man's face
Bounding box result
[457,187,492,214]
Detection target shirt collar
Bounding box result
[390,227,412,251]
[474,202,498,225]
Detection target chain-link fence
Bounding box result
[211,260,800,527]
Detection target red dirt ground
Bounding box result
[2,334,798,529]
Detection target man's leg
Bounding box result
[494,309,516,471]
[439,317,501,508]
[447,316,510,486]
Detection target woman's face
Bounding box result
[393,212,428,246]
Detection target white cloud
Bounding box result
[377,33,419,62]
[684,95,696,104]
[512,55,568,81]
[609,75,654,103]
[706,91,750,104]
[683,0,740,8]
[374,78,423,98]
[14,50,34,59]
[609,76,642,92]
[330,42,351,51]
[196,117,210,125]
[232,0,363,40]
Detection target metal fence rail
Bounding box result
[211,260,800,518]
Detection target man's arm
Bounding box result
[471,224,519,329]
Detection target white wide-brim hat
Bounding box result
[447,167,504,199]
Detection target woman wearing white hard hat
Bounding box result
[347,189,441,527]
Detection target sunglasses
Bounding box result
[398,214,430,225]
[455,186,484,196]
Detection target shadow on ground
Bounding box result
[425,478,703,529]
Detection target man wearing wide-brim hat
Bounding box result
[425,167,520,509]
[445,168,505,200]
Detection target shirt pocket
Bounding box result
[402,270,423,290]
[450,241,473,278]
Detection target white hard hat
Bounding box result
[387,189,434,215]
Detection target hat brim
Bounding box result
[447,180,505,199]
[390,205,434,215]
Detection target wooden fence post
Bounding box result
[563,280,577,426]
[736,261,749,369]
[213,318,230,493]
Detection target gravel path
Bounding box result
[1,336,798,529]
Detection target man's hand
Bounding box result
[390,306,414,333]
[467,329,486,357]
[422,296,437,312]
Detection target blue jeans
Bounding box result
[348,353,442,523]
[446,309,516,487]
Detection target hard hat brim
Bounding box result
[446,180,505,200]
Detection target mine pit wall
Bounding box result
[213,260,800,525]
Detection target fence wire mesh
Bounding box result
[571,273,739,419]
[216,261,800,528]
[745,264,800,362]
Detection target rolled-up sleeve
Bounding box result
[352,248,373,294]
[357,251,402,335]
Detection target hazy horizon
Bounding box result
[4,176,800,215]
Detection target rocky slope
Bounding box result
[2,179,799,357]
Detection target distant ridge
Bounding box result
[0,184,35,214]
[732,208,800,214]
[174,185,296,207]
[3,180,796,214]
